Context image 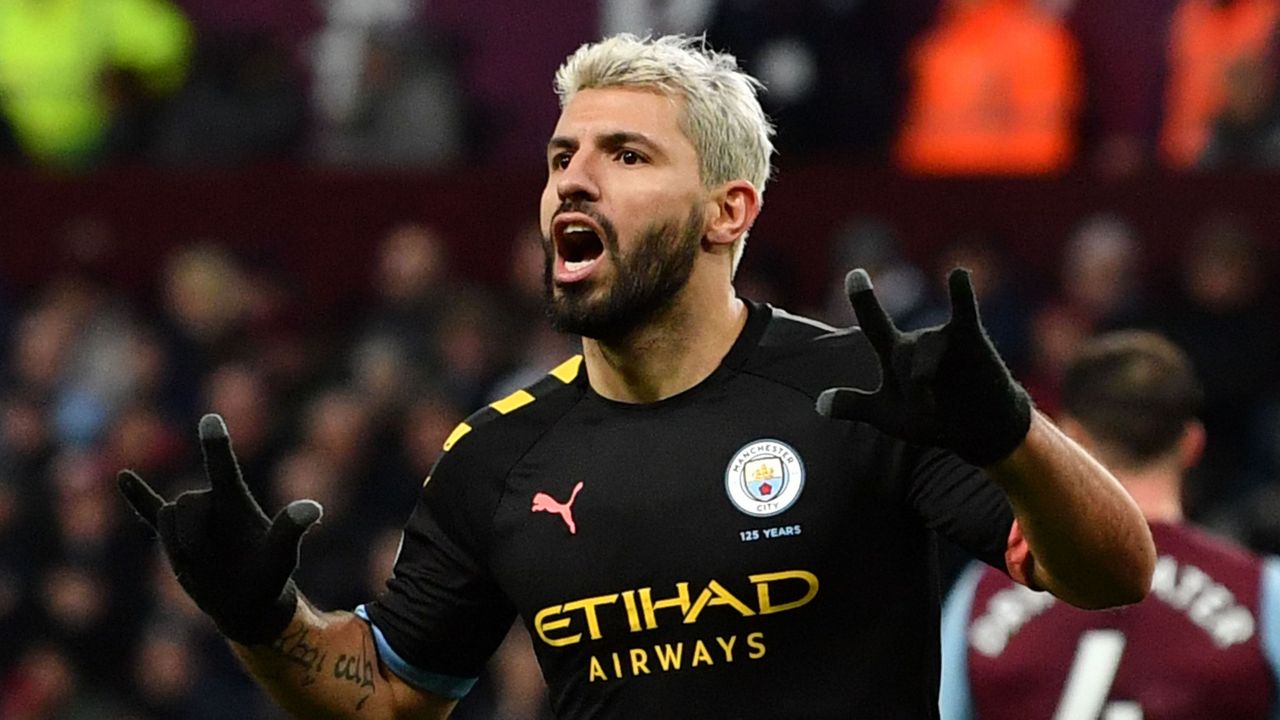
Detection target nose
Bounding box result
[556,152,600,203]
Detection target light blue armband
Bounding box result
[354,605,479,699]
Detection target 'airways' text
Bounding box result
[589,632,767,682]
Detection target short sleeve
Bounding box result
[939,563,982,720]
[1261,556,1280,713]
[362,443,517,696]
[908,447,1016,573]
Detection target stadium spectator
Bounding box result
[821,217,935,330]
[0,0,192,168]
[934,234,1034,377]
[1057,213,1149,332]
[151,32,309,166]
[895,0,1082,174]
[489,224,581,399]
[1200,48,1280,167]
[704,0,918,161]
[311,25,467,169]
[352,223,457,386]
[1152,214,1280,524]
[1022,214,1148,415]
[1160,0,1280,168]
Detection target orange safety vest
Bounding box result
[896,0,1081,175]
[1161,0,1280,167]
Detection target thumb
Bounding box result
[261,500,323,588]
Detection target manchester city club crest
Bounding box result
[725,439,805,517]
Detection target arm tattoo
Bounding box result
[334,632,377,710]
[272,624,327,687]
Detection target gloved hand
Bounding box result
[118,413,322,645]
[816,268,1032,467]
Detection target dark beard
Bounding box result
[543,204,702,343]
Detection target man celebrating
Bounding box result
[119,34,1153,719]
[940,331,1280,719]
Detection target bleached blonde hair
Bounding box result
[554,34,776,276]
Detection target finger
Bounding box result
[947,268,979,328]
[199,413,244,495]
[118,470,164,528]
[845,269,898,367]
[262,500,323,587]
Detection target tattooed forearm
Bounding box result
[334,632,377,710]
[231,607,433,719]
[273,623,328,685]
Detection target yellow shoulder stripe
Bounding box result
[551,355,583,384]
[442,422,472,452]
[490,389,535,415]
[441,356,582,454]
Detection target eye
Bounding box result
[617,149,645,166]
[550,152,572,171]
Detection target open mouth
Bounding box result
[552,214,607,282]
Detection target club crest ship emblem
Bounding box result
[725,439,805,517]
[745,457,786,501]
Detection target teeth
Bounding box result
[563,222,594,235]
[565,258,595,271]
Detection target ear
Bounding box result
[704,180,760,249]
[1178,420,1206,471]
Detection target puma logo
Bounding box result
[531,481,584,534]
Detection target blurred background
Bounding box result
[1,0,1279,717]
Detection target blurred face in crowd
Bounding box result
[539,87,708,341]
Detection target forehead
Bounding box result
[553,86,690,146]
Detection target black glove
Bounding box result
[816,267,1032,466]
[118,413,322,645]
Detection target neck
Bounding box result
[582,280,746,403]
[1114,467,1184,524]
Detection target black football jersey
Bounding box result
[363,300,1016,719]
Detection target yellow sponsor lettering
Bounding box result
[685,580,756,624]
[621,590,642,632]
[533,571,818,647]
[588,656,607,682]
[751,570,819,614]
[654,642,682,671]
[716,635,737,662]
[629,647,650,675]
[586,633,767,683]
[534,606,579,647]
[639,582,691,630]
[560,594,619,641]
[691,639,713,667]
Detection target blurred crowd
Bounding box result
[0,219,577,719]
[3,0,1280,719]
[2,0,1280,174]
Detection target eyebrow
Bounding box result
[598,131,660,155]
[547,136,578,154]
[546,131,664,158]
